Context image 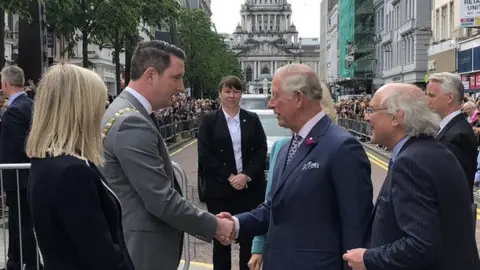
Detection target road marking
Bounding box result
[366,152,388,171]
[170,139,197,156]
[180,260,213,268]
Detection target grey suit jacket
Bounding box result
[100,90,217,270]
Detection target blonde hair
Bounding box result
[320,82,337,122]
[26,64,107,165]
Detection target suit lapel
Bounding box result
[436,113,463,140]
[272,117,331,197]
[240,110,249,167]
[216,110,237,172]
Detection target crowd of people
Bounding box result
[153,94,219,124]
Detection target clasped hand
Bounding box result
[215,212,236,245]
[229,174,248,190]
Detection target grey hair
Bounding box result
[384,91,441,136]
[277,64,322,100]
[429,72,464,104]
[0,66,25,88]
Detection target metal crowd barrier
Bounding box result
[172,161,191,270]
[0,162,192,270]
[159,118,200,145]
[0,163,42,269]
[337,118,372,141]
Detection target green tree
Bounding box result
[178,9,242,99]
[95,0,142,94]
[45,0,113,67]
[123,0,181,85]
[0,0,29,68]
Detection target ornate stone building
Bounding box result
[227,0,320,94]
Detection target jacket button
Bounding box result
[220,149,223,152]
[224,163,226,165]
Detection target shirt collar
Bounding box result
[125,87,152,114]
[391,136,410,162]
[8,91,25,106]
[296,111,326,139]
[222,107,240,122]
[439,110,461,130]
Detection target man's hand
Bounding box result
[229,173,248,190]
[343,248,367,270]
[215,212,235,245]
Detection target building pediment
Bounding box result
[238,42,294,56]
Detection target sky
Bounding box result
[211,0,321,38]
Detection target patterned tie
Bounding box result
[286,135,302,166]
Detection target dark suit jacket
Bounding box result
[27,155,134,270]
[364,136,480,270]
[0,94,33,191]
[197,108,267,202]
[436,113,478,201]
[236,116,373,270]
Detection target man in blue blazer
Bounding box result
[216,64,374,270]
[0,66,41,270]
[343,83,480,270]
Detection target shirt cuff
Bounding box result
[233,216,240,239]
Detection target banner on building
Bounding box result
[461,0,480,28]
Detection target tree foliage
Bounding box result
[177,9,242,99]
[95,0,142,94]
[44,0,115,67]
[0,0,30,68]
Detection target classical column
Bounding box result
[255,15,258,31]
[270,61,273,75]
[285,14,288,29]
[254,61,257,80]
[274,15,277,30]
[268,14,271,30]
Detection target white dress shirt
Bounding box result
[439,110,461,134]
[125,87,152,114]
[223,108,243,173]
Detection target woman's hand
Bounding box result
[248,254,264,270]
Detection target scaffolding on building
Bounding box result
[338,0,375,93]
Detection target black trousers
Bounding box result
[206,197,259,270]
[5,190,41,270]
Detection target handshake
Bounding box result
[215,212,237,245]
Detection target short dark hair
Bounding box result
[130,40,186,81]
[218,76,244,92]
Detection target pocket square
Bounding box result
[301,161,320,171]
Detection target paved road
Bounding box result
[171,139,396,269]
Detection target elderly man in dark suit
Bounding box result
[343,83,479,270]
[217,64,374,270]
[0,66,41,270]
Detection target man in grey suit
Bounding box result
[100,40,234,270]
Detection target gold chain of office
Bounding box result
[101,108,140,143]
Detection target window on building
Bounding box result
[441,5,447,39]
[449,1,454,38]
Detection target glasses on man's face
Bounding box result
[365,107,388,114]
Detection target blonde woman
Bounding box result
[320,82,337,122]
[26,64,134,270]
